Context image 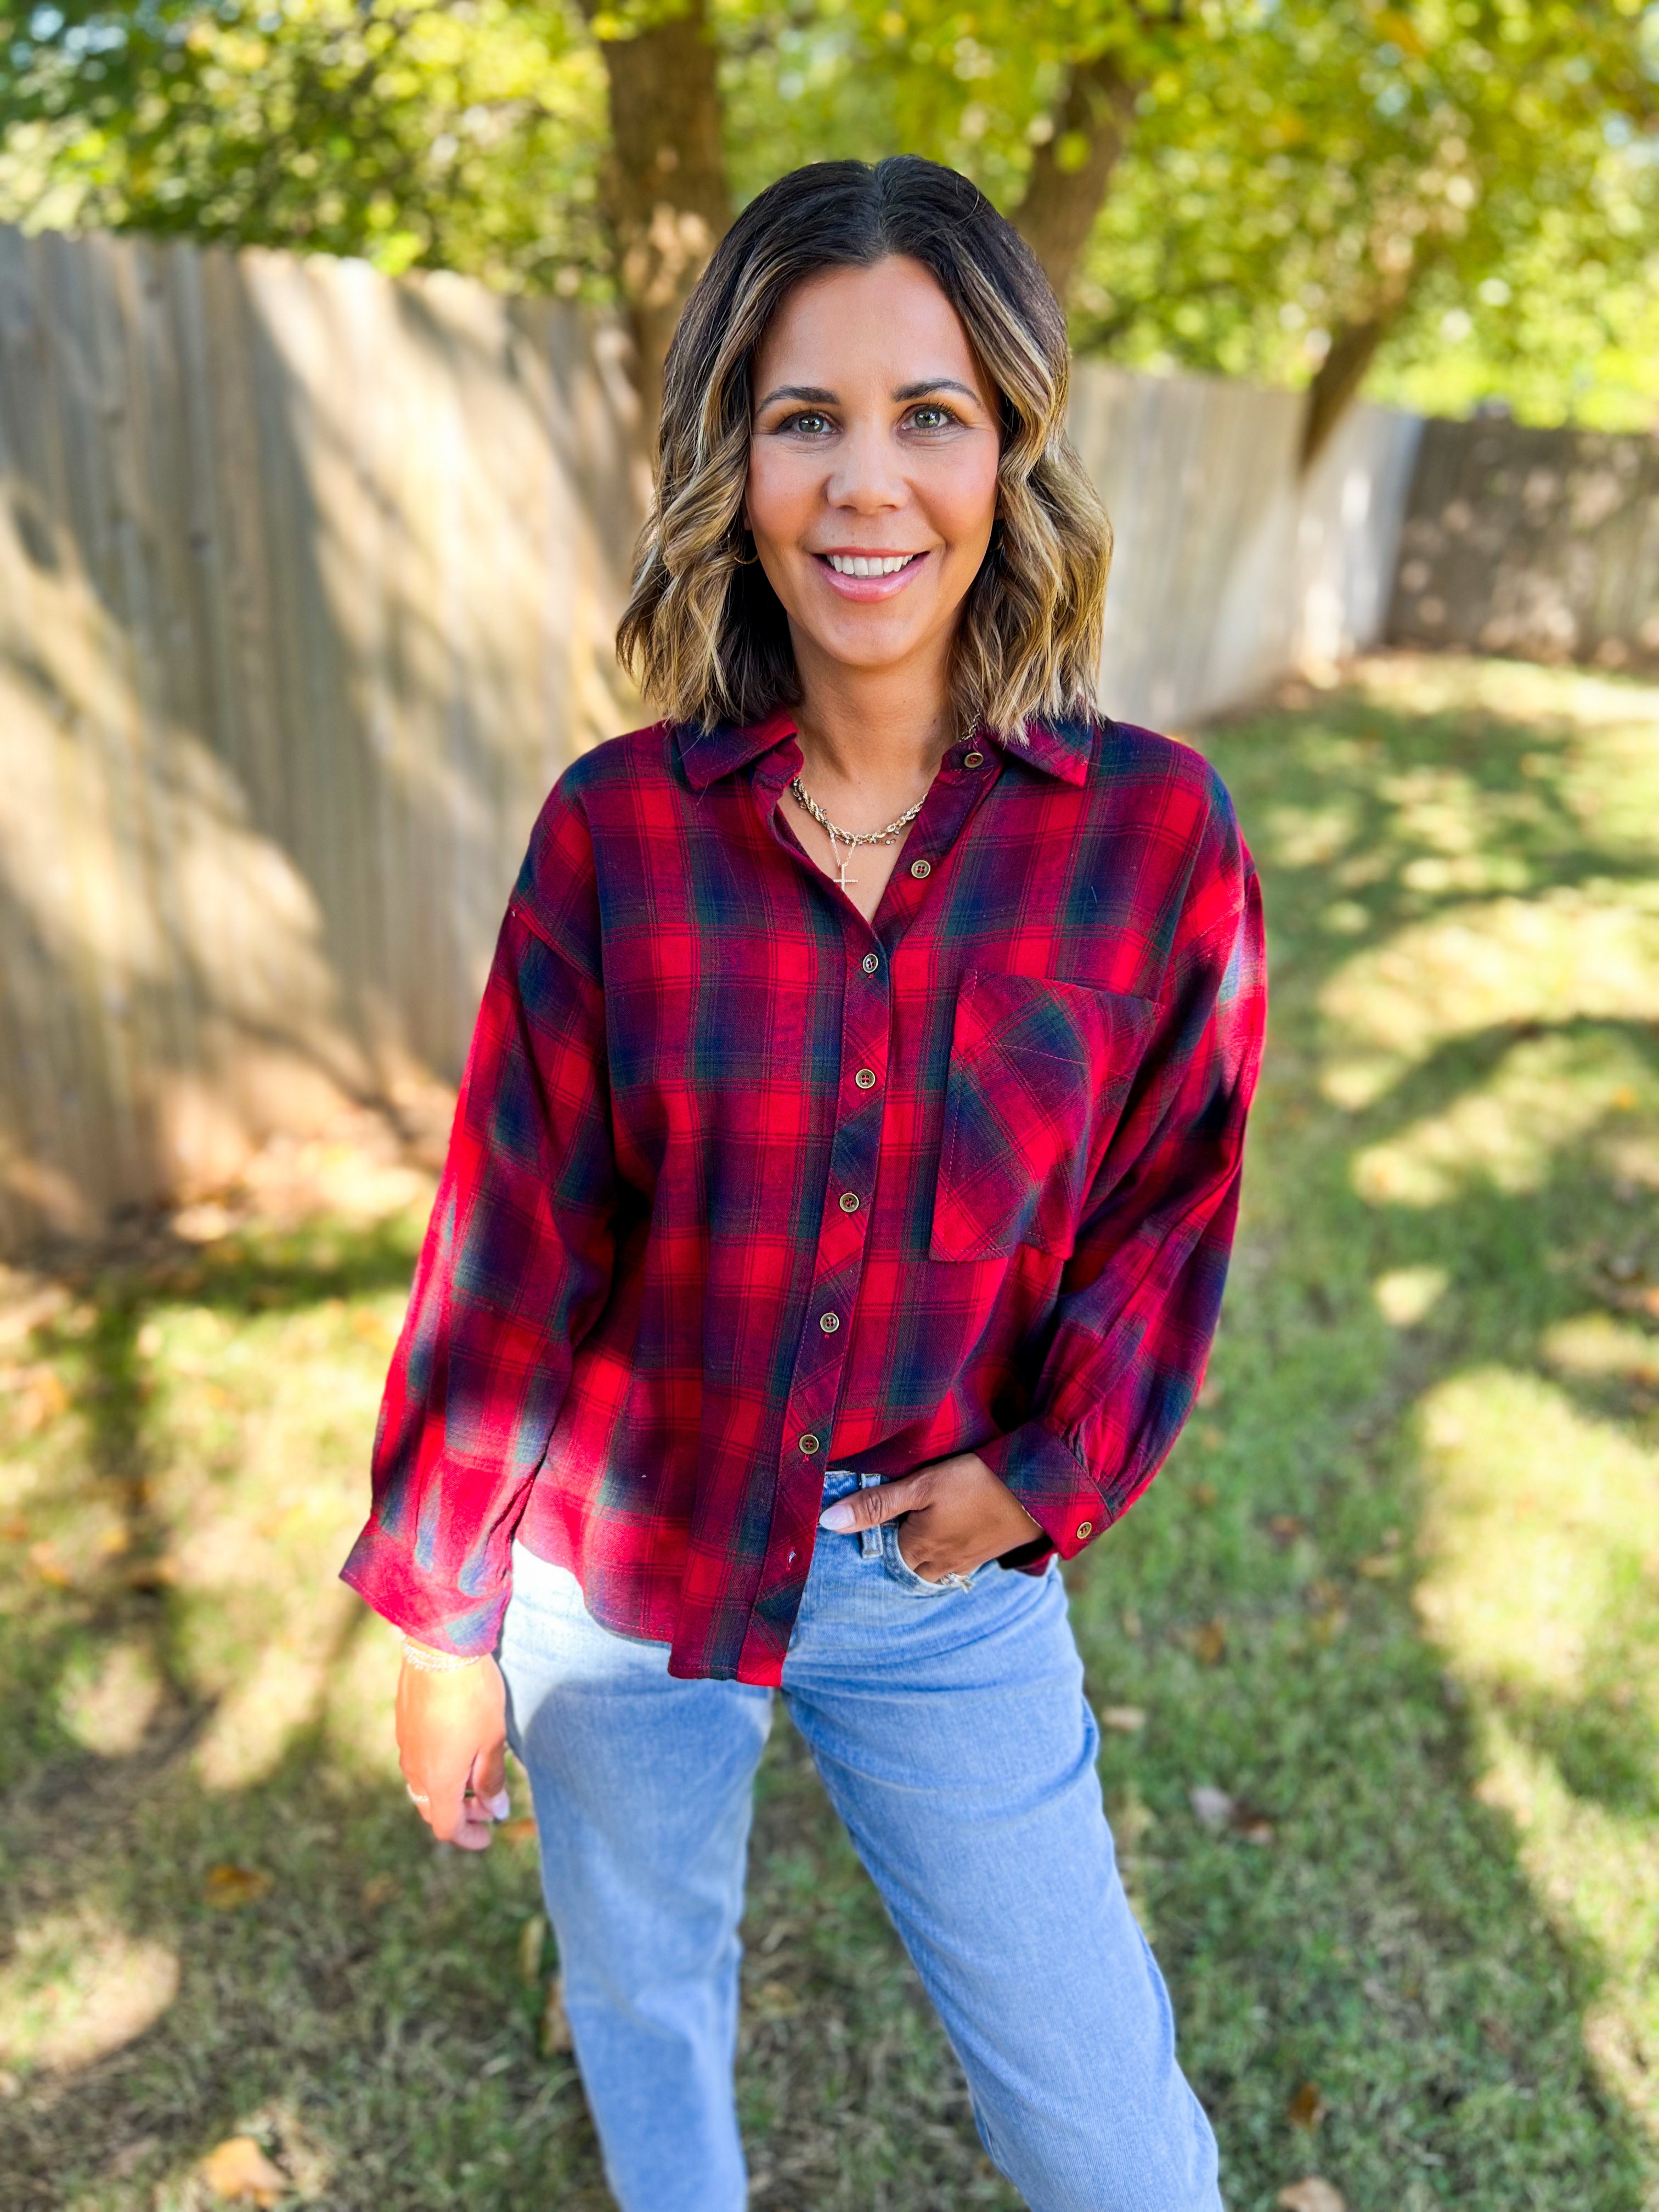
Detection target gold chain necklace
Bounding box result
[788,775,928,893]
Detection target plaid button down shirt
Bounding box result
[341,709,1265,1685]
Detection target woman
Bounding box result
[344,156,1263,2212]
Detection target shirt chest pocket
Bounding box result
[929,972,1160,1263]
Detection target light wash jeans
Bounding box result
[498,1470,1222,2212]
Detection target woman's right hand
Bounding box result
[396,1651,511,1850]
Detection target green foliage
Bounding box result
[1069,0,1659,427]
[0,0,1655,418]
[0,0,608,289]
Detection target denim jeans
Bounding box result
[498,1471,1222,2212]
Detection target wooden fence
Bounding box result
[1389,414,1659,673]
[0,225,1419,1251]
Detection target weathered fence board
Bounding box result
[1071,362,1421,729]
[1,228,1419,1251]
[1,229,645,1247]
[1390,415,1659,672]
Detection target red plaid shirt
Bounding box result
[342,710,1265,1685]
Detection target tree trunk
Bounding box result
[1010,50,1139,306]
[581,0,732,443]
[1298,315,1392,471]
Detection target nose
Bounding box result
[825,417,906,513]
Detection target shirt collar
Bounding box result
[674,709,1095,792]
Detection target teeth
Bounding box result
[827,552,916,577]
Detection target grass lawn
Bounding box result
[1,651,1656,2212]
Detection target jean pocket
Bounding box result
[881,1521,972,1598]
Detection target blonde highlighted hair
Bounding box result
[616,157,1111,741]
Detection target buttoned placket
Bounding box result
[735,733,1002,1673]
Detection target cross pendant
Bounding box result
[836,853,857,891]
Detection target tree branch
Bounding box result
[1010,47,1140,306]
[578,0,732,432]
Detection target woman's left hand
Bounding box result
[818,1452,1044,1581]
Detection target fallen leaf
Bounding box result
[1266,1514,1305,1548]
[1190,1785,1234,1831]
[1194,1618,1228,1666]
[0,2069,20,2098]
[1099,1705,1147,1734]
[200,2136,289,2205]
[1643,1286,1659,1318]
[204,1864,273,1910]
[1230,1799,1276,1845]
[1120,1608,1143,1640]
[1189,1784,1274,1842]
[540,1973,574,2055]
[27,1540,71,1588]
[1310,1605,1348,1645]
[1195,1424,1224,1451]
[14,1368,70,1433]
[1286,2080,1328,2129]
[1277,2181,1346,2212]
[1480,2013,1516,2057]
[518,1912,547,1986]
[1,1517,30,1543]
[500,1816,538,1845]
[359,1873,398,1911]
[1355,1550,1402,1580]
[747,1978,802,2019]
[1192,1480,1220,1508]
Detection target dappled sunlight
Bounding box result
[1352,1027,1658,1205]
[1372,1263,1449,1325]
[1414,1367,1659,2139]
[57,1639,165,1759]
[1543,1314,1659,1389]
[1319,885,1659,1108]
[0,1911,180,2074]
[1352,651,1659,736]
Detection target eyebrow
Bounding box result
[755,377,983,410]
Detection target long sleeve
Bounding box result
[339,794,620,1654]
[977,792,1266,1558]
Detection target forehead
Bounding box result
[754,256,989,396]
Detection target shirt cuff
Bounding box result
[339,1521,509,1658]
[976,1419,1106,1561]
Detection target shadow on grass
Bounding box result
[1,654,1657,2211]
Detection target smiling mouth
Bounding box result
[821,551,925,578]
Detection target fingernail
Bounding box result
[488,1790,511,1820]
[819,1502,857,1533]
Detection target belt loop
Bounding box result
[857,1471,882,1559]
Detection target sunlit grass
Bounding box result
[1,653,1656,2209]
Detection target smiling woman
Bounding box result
[343,155,1265,2212]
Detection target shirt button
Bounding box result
[964,750,984,768]
[839,1191,860,1212]
[788,1549,798,1566]
[1076,1520,1094,1540]
[861,951,880,974]
[854,1068,878,1090]
[819,1312,840,1333]
[910,858,932,879]
[798,1432,821,1454]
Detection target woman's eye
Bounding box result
[907,404,955,430]
[786,411,833,435]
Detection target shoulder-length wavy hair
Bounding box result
[616,156,1111,742]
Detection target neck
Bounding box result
[788,633,957,793]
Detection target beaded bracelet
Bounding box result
[401,1639,485,1674]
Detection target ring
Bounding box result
[406,1785,431,1807]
